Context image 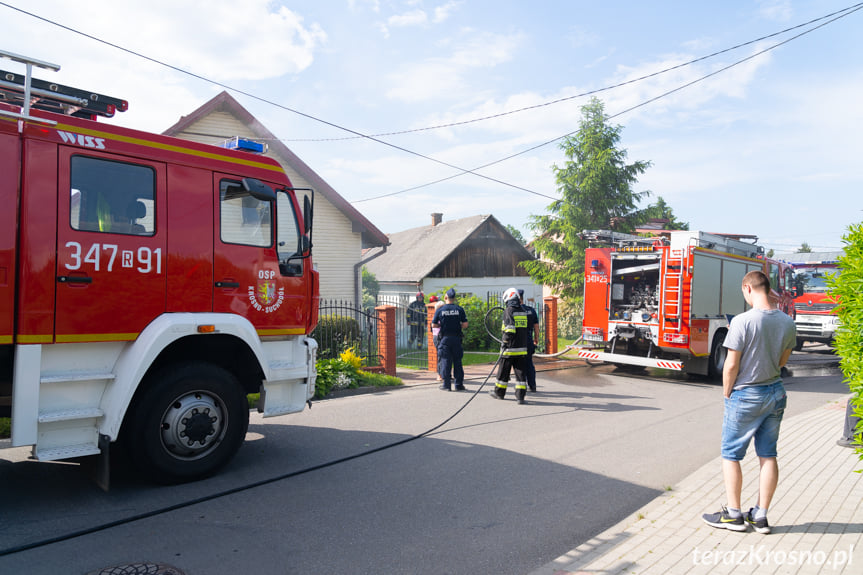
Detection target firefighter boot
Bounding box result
[515,387,527,405]
[489,383,507,400]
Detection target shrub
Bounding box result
[558,297,584,339]
[340,346,364,370]
[313,356,402,399]
[827,223,863,457]
[312,314,361,360]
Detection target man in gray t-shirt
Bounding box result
[703,270,796,535]
[724,304,797,390]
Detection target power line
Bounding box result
[354,2,863,203]
[1,1,861,204]
[280,2,863,143]
[0,1,556,201]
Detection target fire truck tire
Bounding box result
[124,361,250,484]
[708,331,727,381]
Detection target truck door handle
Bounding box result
[215,281,240,288]
[58,275,93,284]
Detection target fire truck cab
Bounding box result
[0,51,319,484]
[783,252,843,349]
[578,229,779,378]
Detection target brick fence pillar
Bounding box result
[375,305,397,376]
[543,296,558,355]
[426,303,438,373]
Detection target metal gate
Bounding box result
[314,300,383,367]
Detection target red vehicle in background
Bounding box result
[764,257,796,318]
[0,50,319,484]
[577,229,795,379]
[782,252,843,349]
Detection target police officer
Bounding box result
[518,289,540,392]
[431,288,468,391]
[489,287,530,404]
[406,292,426,349]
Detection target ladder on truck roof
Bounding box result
[580,229,666,248]
[0,49,127,122]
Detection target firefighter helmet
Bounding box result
[503,287,520,304]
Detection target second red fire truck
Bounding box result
[578,229,794,378]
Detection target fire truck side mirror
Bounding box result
[303,195,313,234]
[242,178,277,202]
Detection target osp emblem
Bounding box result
[258,281,276,305]
[248,278,284,313]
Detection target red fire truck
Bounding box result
[783,252,843,349]
[577,229,793,378]
[0,51,319,483]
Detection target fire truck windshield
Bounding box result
[794,267,839,294]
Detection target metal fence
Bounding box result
[313,294,552,371]
[313,300,382,367]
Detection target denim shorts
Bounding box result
[721,382,787,461]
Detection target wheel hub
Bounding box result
[160,392,225,460]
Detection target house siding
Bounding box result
[429,220,530,278]
[172,112,362,303]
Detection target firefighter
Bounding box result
[406,292,426,349]
[431,288,468,391]
[518,288,540,393]
[489,287,530,404]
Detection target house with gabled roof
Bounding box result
[363,213,542,305]
[162,91,388,306]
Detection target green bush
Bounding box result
[313,357,402,399]
[827,223,863,456]
[558,297,584,339]
[461,294,499,351]
[312,314,361,360]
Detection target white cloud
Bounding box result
[4,0,326,82]
[386,30,523,102]
[387,9,428,28]
[433,1,462,23]
[758,0,793,22]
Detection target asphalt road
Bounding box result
[0,346,849,575]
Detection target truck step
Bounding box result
[37,407,104,423]
[35,443,101,461]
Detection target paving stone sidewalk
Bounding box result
[529,398,863,575]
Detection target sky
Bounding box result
[3,0,861,256]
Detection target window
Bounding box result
[277,191,300,258]
[220,180,272,247]
[70,156,155,235]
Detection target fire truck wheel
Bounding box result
[708,331,727,381]
[125,361,250,484]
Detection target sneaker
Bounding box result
[439,385,451,391]
[454,385,466,391]
[744,508,771,534]
[702,506,747,532]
